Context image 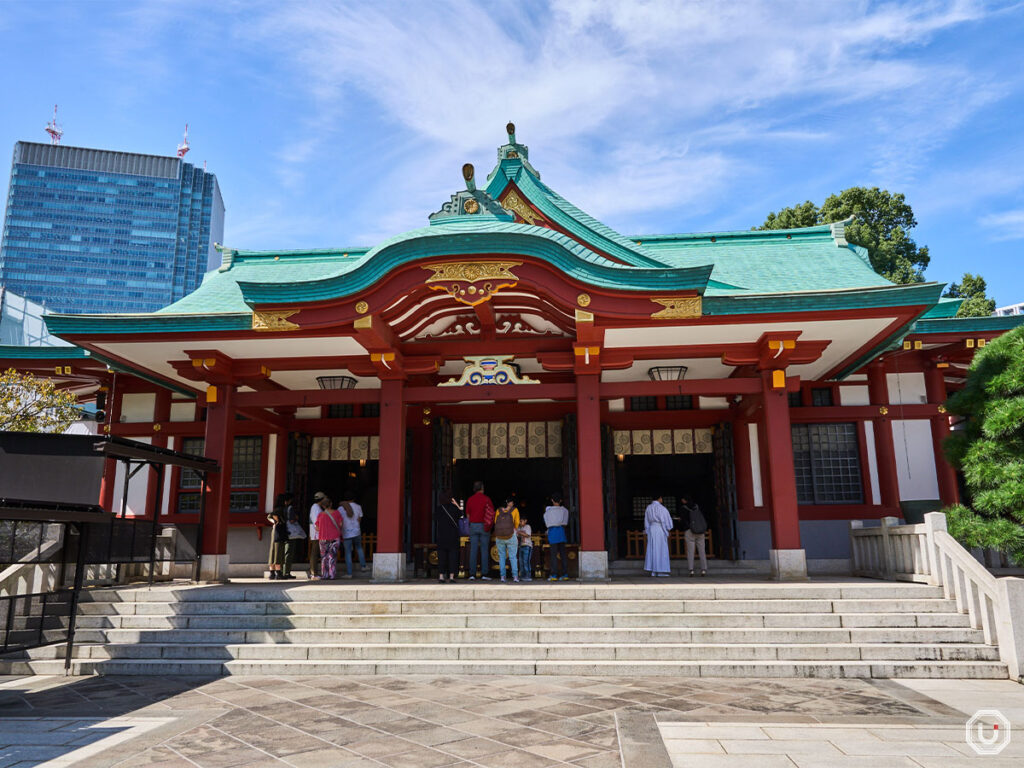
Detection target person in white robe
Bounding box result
[644,495,674,577]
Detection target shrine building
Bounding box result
[5,124,1022,582]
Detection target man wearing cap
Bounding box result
[308,492,330,579]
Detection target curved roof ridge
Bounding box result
[633,223,836,241]
[485,160,668,268]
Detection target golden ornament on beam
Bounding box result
[252,310,300,332]
[355,301,369,315]
[650,296,702,319]
[577,293,591,307]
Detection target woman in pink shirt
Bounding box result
[315,503,343,580]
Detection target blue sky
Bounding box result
[1,0,1022,305]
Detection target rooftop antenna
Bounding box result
[176,123,190,159]
[45,105,63,144]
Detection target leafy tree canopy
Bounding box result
[758,187,930,284]
[943,325,1024,562]
[944,272,997,318]
[0,368,81,433]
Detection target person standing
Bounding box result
[338,491,367,578]
[315,502,343,580]
[681,494,708,577]
[544,494,570,581]
[285,504,307,579]
[307,491,329,580]
[517,514,533,582]
[266,492,292,580]
[493,497,521,583]
[644,494,673,578]
[434,489,462,583]
[465,480,494,580]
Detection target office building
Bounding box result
[0,142,224,314]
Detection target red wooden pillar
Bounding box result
[144,389,172,519]
[98,383,122,512]
[733,417,755,515]
[575,373,607,578]
[761,371,805,579]
[924,365,959,506]
[375,379,407,579]
[867,362,901,512]
[200,384,235,580]
[410,425,433,545]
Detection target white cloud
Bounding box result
[235,0,1005,237]
[979,209,1024,240]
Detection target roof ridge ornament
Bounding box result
[214,242,236,272]
[488,121,541,182]
[829,215,856,247]
[429,162,514,224]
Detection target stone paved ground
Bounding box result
[0,674,1020,768]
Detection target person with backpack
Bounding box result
[314,500,343,580]
[338,491,367,579]
[434,488,463,583]
[465,480,494,580]
[493,497,521,583]
[681,494,708,577]
[544,493,570,581]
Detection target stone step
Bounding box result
[74,583,949,603]
[71,625,987,645]
[74,597,960,616]
[70,609,972,631]
[10,641,1002,663]
[0,657,1007,679]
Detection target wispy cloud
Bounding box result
[980,209,1024,240]
[239,0,1001,233]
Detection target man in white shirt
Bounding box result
[308,491,329,579]
[338,491,367,578]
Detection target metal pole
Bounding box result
[64,522,88,674]
[148,461,163,584]
[194,470,208,582]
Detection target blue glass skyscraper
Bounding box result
[0,141,225,314]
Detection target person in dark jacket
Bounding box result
[267,492,294,580]
[680,494,708,577]
[434,488,463,583]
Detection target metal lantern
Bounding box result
[316,375,357,390]
[647,365,688,382]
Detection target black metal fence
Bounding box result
[1,518,196,657]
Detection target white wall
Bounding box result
[886,372,927,404]
[748,422,764,507]
[839,385,870,406]
[112,436,152,516]
[170,402,196,422]
[892,420,940,500]
[862,421,881,505]
[121,392,156,422]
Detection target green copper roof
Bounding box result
[913,314,1024,334]
[0,345,89,359]
[42,130,956,339]
[237,221,713,305]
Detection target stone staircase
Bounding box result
[0,580,1008,678]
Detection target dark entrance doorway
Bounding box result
[613,453,717,557]
[453,458,562,530]
[307,459,379,534]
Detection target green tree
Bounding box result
[0,368,81,433]
[943,325,1024,564]
[758,187,930,284]
[944,272,996,318]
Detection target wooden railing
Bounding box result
[625,529,714,560]
[850,512,1024,680]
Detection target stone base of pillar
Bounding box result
[371,552,406,583]
[196,554,230,583]
[769,548,808,581]
[578,550,610,581]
